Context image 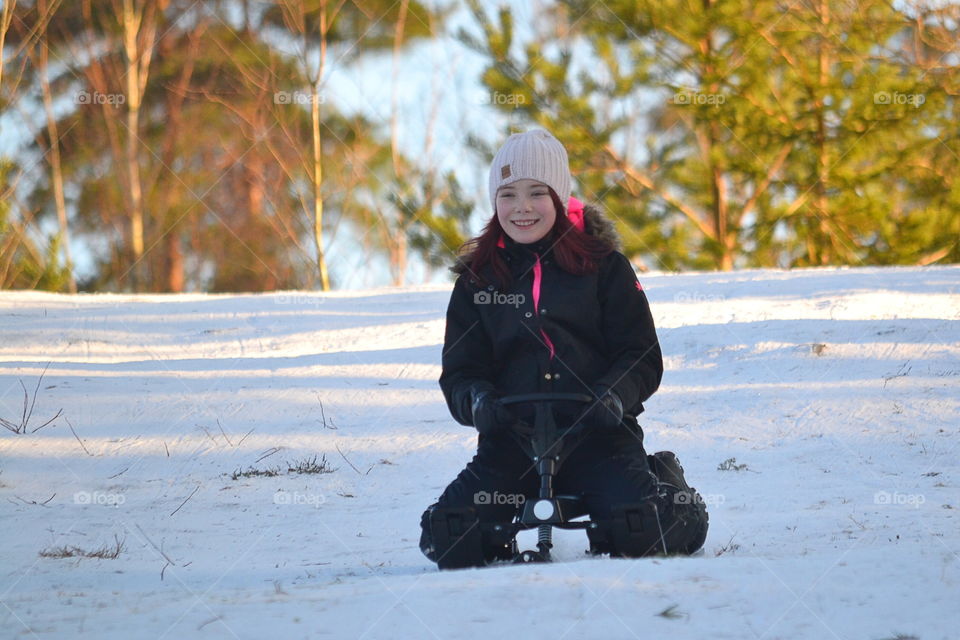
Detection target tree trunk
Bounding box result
[121,0,156,290]
[391,233,407,286]
[38,9,76,293]
[0,0,16,96]
[813,0,832,266]
[311,1,330,291]
[165,231,183,292]
[311,84,329,291]
[700,0,732,270]
[389,0,410,285]
[157,19,201,293]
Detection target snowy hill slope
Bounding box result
[0,266,958,639]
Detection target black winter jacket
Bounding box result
[439,204,663,433]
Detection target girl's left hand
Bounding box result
[579,386,623,430]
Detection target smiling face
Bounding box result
[496,179,558,244]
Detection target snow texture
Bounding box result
[1,265,958,639]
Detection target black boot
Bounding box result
[647,451,709,555]
[420,504,488,569]
[648,451,692,491]
[419,504,440,562]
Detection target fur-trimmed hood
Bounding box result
[452,203,622,275]
[578,203,622,253]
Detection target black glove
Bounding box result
[470,385,515,436]
[579,385,624,430]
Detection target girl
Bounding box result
[420,129,708,569]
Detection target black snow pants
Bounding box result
[419,426,708,568]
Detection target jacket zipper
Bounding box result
[532,253,556,361]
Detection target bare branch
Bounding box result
[170,484,200,517]
[66,418,93,456]
[0,363,62,433]
[216,418,233,447]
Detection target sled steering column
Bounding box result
[498,392,595,563]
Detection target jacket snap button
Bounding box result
[540,308,547,314]
[524,312,532,318]
[487,285,495,291]
[544,373,552,380]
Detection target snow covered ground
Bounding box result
[1,265,958,639]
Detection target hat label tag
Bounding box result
[501,164,511,179]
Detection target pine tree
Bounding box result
[460,0,960,269]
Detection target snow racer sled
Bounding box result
[426,392,708,568]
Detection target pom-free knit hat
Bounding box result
[488,129,571,213]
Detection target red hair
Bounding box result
[454,190,614,288]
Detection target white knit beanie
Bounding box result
[488,129,571,213]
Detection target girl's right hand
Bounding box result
[470,386,516,435]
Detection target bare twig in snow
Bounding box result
[197,616,222,630]
[170,484,200,516]
[13,493,56,507]
[0,363,62,434]
[256,447,282,463]
[717,457,749,471]
[316,395,337,429]
[216,418,233,447]
[287,454,336,475]
[28,408,62,434]
[198,425,218,445]
[883,361,912,388]
[235,428,254,447]
[134,523,177,581]
[336,444,373,475]
[137,525,178,582]
[134,524,176,565]
[230,466,280,480]
[66,418,93,456]
[656,604,686,619]
[39,534,124,559]
[715,535,741,556]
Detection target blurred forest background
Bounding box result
[0,0,958,293]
